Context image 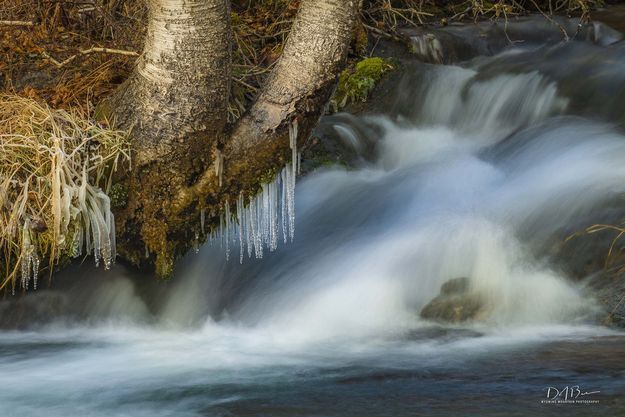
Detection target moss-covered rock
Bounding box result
[331,57,395,112]
[109,183,129,209]
[420,277,489,323]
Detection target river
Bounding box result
[1,15,625,417]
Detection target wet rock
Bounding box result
[589,271,625,327]
[592,5,625,34]
[420,277,487,323]
[400,16,623,65]
[0,292,68,330]
[547,221,625,328]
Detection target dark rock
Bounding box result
[592,5,625,34]
[0,292,68,330]
[589,271,625,327]
[399,16,623,65]
[546,208,625,327]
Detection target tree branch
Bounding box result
[42,47,140,68]
[172,0,360,214]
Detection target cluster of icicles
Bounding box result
[20,219,41,291]
[20,120,298,291]
[69,172,117,271]
[19,168,116,292]
[204,120,301,263]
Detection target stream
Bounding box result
[2,15,625,417]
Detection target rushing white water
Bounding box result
[3,21,625,417]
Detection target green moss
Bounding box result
[258,165,280,185]
[109,183,128,208]
[155,252,174,280]
[331,57,395,112]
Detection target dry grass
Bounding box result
[229,0,300,121]
[1,0,603,119]
[0,94,130,292]
[0,0,301,120]
[0,0,146,113]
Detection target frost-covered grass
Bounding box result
[0,95,130,292]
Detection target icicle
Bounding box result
[287,120,298,242]
[20,220,32,290]
[89,207,101,268]
[245,200,253,259]
[219,211,224,248]
[261,183,270,245]
[225,201,231,261]
[194,231,200,254]
[200,208,206,234]
[95,191,114,269]
[212,134,299,261]
[109,212,116,266]
[297,151,302,175]
[285,165,295,242]
[73,226,83,258]
[32,253,40,290]
[269,178,278,251]
[20,219,40,290]
[60,185,72,235]
[253,198,263,258]
[237,194,244,264]
[281,168,288,244]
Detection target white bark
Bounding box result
[173,0,360,213]
[107,0,231,165]
[229,0,359,150]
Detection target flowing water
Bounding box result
[3,17,625,417]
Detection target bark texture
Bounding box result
[103,0,232,276]
[109,0,359,277]
[106,0,231,160]
[174,0,360,215]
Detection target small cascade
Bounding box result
[209,120,299,262]
[409,33,444,63]
[413,68,569,135]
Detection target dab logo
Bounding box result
[541,385,600,404]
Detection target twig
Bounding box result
[362,23,393,39]
[233,77,258,92]
[42,47,139,68]
[0,20,34,26]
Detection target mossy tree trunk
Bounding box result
[106,0,360,277]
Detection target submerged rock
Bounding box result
[420,277,487,323]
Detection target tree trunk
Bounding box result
[109,0,359,277]
[102,0,232,276]
[173,0,360,222]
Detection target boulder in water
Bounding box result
[420,277,487,323]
